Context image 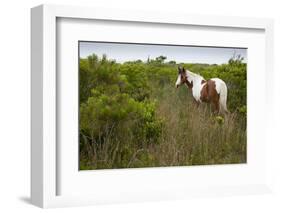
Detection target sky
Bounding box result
[79,41,247,65]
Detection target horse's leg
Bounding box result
[211,100,219,114]
[193,99,200,108]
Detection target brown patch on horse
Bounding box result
[201,79,206,84]
[200,80,220,113]
[200,82,209,102]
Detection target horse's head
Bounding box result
[175,66,187,88]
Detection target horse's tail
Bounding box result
[219,82,229,113]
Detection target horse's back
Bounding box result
[210,78,227,94]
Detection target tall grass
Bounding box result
[80,84,246,170]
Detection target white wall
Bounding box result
[0,0,280,212]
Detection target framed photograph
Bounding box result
[31,4,274,208]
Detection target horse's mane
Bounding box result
[186,70,204,81]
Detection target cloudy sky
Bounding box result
[79,41,247,65]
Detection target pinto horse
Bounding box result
[175,66,228,114]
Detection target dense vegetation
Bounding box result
[79,53,247,170]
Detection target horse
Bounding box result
[175,66,228,114]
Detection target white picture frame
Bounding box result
[31,4,274,208]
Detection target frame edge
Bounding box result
[31,5,44,208]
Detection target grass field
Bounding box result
[79,66,247,170]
